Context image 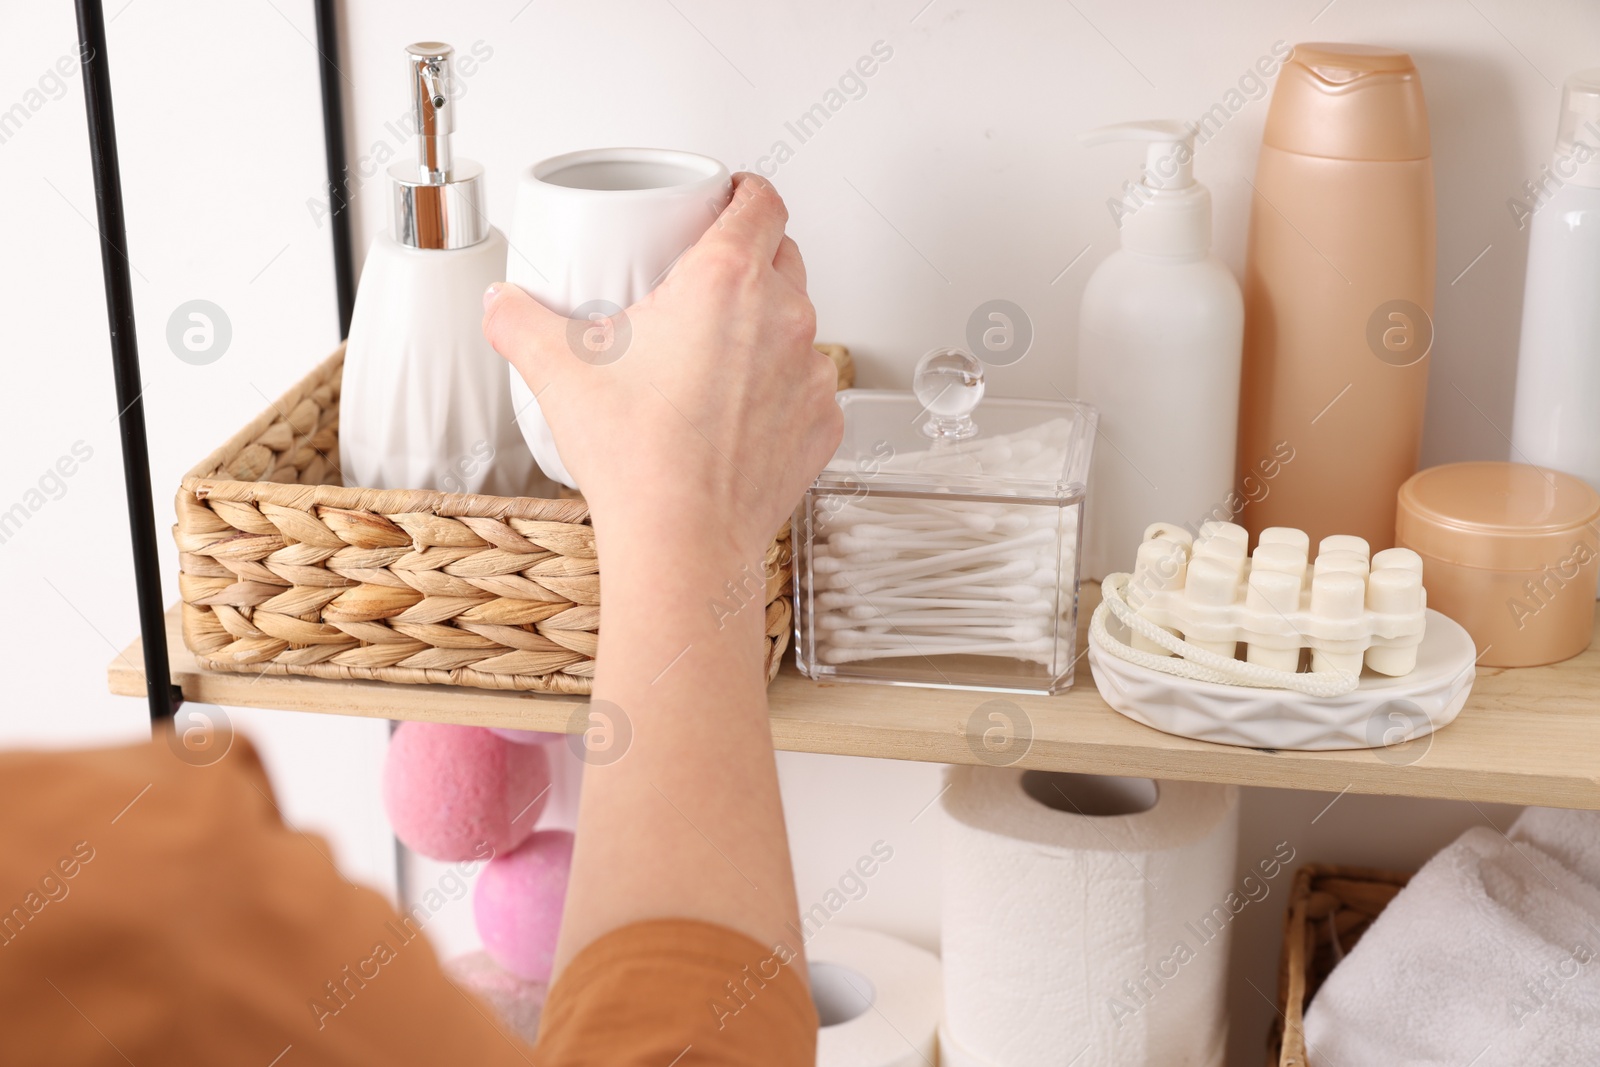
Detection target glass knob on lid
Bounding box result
[913,347,985,441]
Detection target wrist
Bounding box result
[588,492,779,575]
[592,539,771,699]
[596,521,771,629]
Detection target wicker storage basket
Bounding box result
[175,344,853,695]
[1268,863,1413,1067]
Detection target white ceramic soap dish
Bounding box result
[1088,608,1477,751]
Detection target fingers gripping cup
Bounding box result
[506,148,732,488]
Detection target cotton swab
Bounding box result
[842,594,1048,616]
[810,502,1070,666]
[841,528,1055,588]
[806,409,1083,669]
[820,636,1059,665]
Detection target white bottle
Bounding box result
[339,43,538,497]
[1076,120,1245,579]
[1512,70,1600,501]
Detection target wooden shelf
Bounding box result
[109,587,1600,810]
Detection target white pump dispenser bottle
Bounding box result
[338,43,539,497]
[1511,69,1600,501]
[1076,120,1245,578]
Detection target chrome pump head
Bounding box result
[390,42,488,249]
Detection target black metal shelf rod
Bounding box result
[74,0,179,723]
[75,0,355,725]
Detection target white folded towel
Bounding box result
[1512,806,1600,888]
[1303,826,1600,1067]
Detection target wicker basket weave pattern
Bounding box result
[1269,863,1412,1067]
[174,345,848,695]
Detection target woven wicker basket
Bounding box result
[175,343,854,695]
[1268,863,1412,1067]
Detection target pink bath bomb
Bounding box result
[383,723,550,861]
[474,830,575,983]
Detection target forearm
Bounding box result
[485,172,832,986]
[551,521,803,978]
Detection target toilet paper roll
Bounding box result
[808,925,941,1067]
[941,768,1239,1067]
[938,1021,997,1066]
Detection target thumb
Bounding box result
[482,282,571,395]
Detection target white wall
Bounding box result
[2,0,394,894]
[6,0,1590,1062]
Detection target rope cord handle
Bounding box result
[1091,573,1361,698]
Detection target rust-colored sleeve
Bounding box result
[534,919,819,1066]
[0,734,817,1067]
[0,735,535,1067]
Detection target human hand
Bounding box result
[482,173,842,565]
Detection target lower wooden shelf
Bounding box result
[108,586,1600,810]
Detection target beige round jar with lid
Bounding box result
[1396,462,1600,667]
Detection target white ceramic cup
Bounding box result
[506,148,732,488]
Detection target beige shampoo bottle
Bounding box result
[1236,44,1435,550]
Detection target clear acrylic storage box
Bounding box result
[794,350,1097,694]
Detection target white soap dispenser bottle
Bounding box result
[339,42,539,497]
[1076,120,1245,579]
[1512,70,1600,499]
